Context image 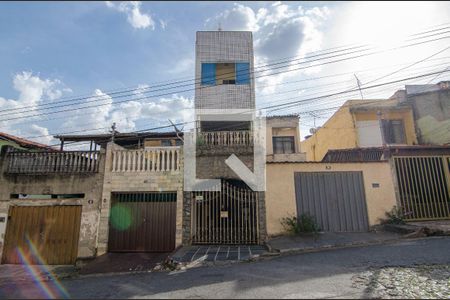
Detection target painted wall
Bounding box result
[300,101,418,161]
[408,89,450,145]
[265,162,397,236]
[301,105,357,161]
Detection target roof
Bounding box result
[0,131,56,151]
[55,131,183,148]
[346,99,410,113]
[266,114,299,119]
[322,145,450,162]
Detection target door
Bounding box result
[108,192,177,252]
[2,205,82,265]
[294,172,369,232]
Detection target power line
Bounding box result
[3,33,450,124]
[2,26,449,119]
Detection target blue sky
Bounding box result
[0,1,449,147]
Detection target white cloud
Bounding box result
[167,57,194,75]
[205,3,259,31]
[106,1,155,30]
[205,3,330,95]
[0,71,71,145]
[159,19,167,30]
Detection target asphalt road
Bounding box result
[1,237,450,299]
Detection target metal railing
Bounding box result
[394,156,450,220]
[111,147,181,172]
[197,130,253,146]
[5,150,101,174]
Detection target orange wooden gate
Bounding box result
[2,205,82,265]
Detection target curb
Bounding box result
[264,235,448,258]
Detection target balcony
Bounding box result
[4,150,101,174]
[111,147,181,172]
[197,130,253,146]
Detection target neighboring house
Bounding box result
[0,131,183,264]
[0,131,56,152]
[266,115,306,162]
[392,81,450,146]
[300,98,418,161]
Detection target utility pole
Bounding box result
[111,122,117,143]
[354,74,364,100]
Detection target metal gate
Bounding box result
[394,156,450,220]
[294,172,369,232]
[191,181,259,244]
[108,192,177,252]
[2,205,82,265]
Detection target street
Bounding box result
[1,237,449,299]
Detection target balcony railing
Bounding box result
[111,147,180,172]
[5,151,101,174]
[197,130,253,146]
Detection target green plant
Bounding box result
[384,205,406,225]
[281,213,320,234]
[196,135,205,146]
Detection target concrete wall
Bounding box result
[195,31,255,110]
[408,89,450,145]
[265,162,397,236]
[96,143,184,255]
[0,148,106,261]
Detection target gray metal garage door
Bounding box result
[294,172,369,232]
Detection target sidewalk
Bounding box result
[0,264,77,285]
[266,231,403,254]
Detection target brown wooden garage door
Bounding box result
[2,205,82,265]
[108,192,177,252]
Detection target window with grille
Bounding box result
[273,136,295,154]
[382,120,406,144]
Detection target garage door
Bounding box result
[108,192,177,252]
[2,205,82,265]
[294,172,369,232]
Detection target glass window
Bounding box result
[383,120,406,144]
[161,139,172,146]
[236,63,250,84]
[273,136,295,154]
[216,63,236,84]
[201,63,216,85]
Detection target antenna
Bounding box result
[218,22,222,31]
[354,74,364,100]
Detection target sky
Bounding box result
[0,1,449,148]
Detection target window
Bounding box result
[201,63,216,85]
[201,62,250,86]
[273,136,295,154]
[236,63,250,84]
[382,120,406,144]
[161,139,172,146]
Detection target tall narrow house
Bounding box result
[183,31,267,246]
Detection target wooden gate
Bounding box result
[108,192,177,252]
[394,156,450,220]
[191,181,259,244]
[2,205,82,265]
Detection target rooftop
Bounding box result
[0,131,56,151]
